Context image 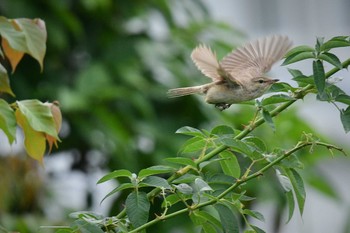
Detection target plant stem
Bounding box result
[115,58,350,221]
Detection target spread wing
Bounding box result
[191,44,222,81]
[220,35,293,80]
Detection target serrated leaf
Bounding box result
[261,94,295,106]
[125,191,150,228]
[138,165,175,179]
[262,108,275,131]
[164,157,196,168]
[15,109,46,164]
[219,151,240,178]
[313,60,326,94]
[286,168,306,216]
[142,176,171,189]
[176,126,204,137]
[16,99,58,139]
[215,203,239,233]
[318,52,342,69]
[340,107,350,133]
[97,169,133,184]
[0,99,16,144]
[0,63,15,96]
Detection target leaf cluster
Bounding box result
[0,16,61,163]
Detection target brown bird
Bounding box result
[167,35,292,110]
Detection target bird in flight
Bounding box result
[167,35,292,110]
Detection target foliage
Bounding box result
[53,37,350,232]
[0,16,62,164]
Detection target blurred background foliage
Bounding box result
[0,0,342,232]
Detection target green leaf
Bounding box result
[318,52,342,69]
[285,190,295,223]
[243,136,267,152]
[72,219,104,233]
[202,222,219,233]
[180,136,208,153]
[220,137,252,156]
[261,94,295,106]
[284,45,315,59]
[125,191,150,228]
[243,209,265,222]
[250,225,266,233]
[164,157,197,168]
[194,178,213,192]
[211,125,235,136]
[268,82,294,93]
[138,165,175,179]
[172,173,199,184]
[176,126,204,137]
[313,60,326,94]
[283,48,315,65]
[320,37,350,51]
[276,169,292,192]
[335,94,350,105]
[100,183,135,203]
[0,99,16,144]
[286,168,306,216]
[142,176,171,189]
[292,75,315,85]
[174,183,193,194]
[215,203,239,233]
[0,16,28,53]
[315,37,324,52]
[97,169,132,184]
[15,109,46,163]
[162,193,182,208]
[11,18,47,71]
[262,108,275,131]
[16,99,58,138]
[219,151,241,178]
[287,68,303,78]
[0,63,15,96]
[193,210,222,229]
[340,107,350,133]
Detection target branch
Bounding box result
[116,58,350,220]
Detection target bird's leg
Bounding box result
[215,103,231,111]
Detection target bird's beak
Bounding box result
[270,79,279,84]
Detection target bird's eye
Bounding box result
[258,79,264,84]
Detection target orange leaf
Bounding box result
[1,38,24,73]
[44,101,62,153]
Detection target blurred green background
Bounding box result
[0,1,348,232]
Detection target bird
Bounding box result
[167,35,293,110]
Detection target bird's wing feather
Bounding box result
[191,44,222,81]
[220,35,293,80]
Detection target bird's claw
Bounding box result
[215,103,231,111]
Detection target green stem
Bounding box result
[130,141,344,233]
[116,58,350,221]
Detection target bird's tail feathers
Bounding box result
[167,86,204,98]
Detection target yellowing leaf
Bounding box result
[0,63,15,96]
[44,101,62,152]
[16,100,59,139]
[1,37,24,72]
[15,109,46,164]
